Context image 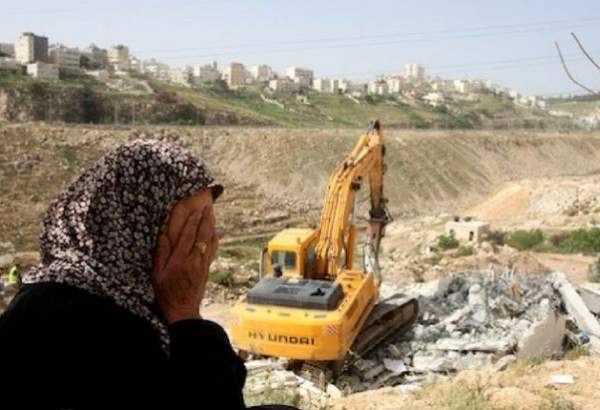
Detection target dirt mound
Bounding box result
[332,356,600,410]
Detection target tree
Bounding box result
[555,33,600,95]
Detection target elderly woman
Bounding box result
[0,141,296,410]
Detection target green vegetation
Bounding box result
[445,381,489,410]
[506,229,544,251]
[486,230,506,246]
[438,234,460,250]
[558,228,600,254]
[453,246,475,258]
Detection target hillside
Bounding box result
[0,72,576,129]
[3,123,600,253]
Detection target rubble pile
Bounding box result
[244,359,342,409]
[339,272,564,393]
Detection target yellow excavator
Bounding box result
[231,121,418,375]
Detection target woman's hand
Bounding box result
[152,207,219,324]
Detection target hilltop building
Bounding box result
[193,63,220,84]
[286,67,314,88]
[404,63,425,81]
[251,65,274,82]
[108,45,130,72]
[49,44,81,73]
[81,44,108,69]
[26,62,59,80]
[223,62,247,88]
[16,32,49,64]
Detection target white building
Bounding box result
[87,69,109,81]
[223,62,247,88]
[108,45,130,72]
[26,62,59,80]
[81,44,108,68]
[251,65,274,82]
[269,77,299,92]
[453,80,472,94]
[168,68,191,86]
[286,67,314,88]
[423,92,446,107]
[404,63,425,81]
[368,80,388,95]
[142,59,170,80]
[386,77,406,94]
[193,63,220,84]
[16,32,49,64]
[129,57,142,72]
[0,43,15,58]
[49,44,81,73]
[445,218,490,244]
[312,78,331,92]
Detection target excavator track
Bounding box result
[290,295,419,382]
[349,295,419,361]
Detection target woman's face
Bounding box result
[165,189,215,246]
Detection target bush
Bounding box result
[486,230,506,246]
[506,229,544,251]
[550,232,570,247]
[438,234,459,250]
[453,246,475,258]
[559,228,600,254]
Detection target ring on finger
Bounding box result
[194,241,208,255]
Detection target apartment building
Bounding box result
[49,44,81,73]
[269,77,299,92]
[312,78,331,92]
[168,68,191,86]
[286,67,314,88]
[404,63,425,81]
[16,32,49,64]
[0,58,21,73]
[108,45,130,72]
[386,77,406,94]
[82,44,108,68]
[193,63,220,84]
[368,79,389,95]
[251,65,274,82]
[223,62,247,88]
[142,59,170,80]
[26,62,59,80]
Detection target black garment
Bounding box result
[0,282,255,409]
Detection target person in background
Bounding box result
[0,140,298,410]
[7,264,21,287]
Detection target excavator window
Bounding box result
[271,251,297,272]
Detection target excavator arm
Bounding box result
[314,120,389,281]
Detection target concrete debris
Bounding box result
[243,361,341,409]
[549,374,575,385]
[383,359,408,375]
[551,272,600,355]
[578,282,600,315]
[344,271,566,393]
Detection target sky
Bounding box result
[1,0,600,96]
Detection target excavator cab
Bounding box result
[259,228,318,279]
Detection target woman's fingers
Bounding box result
[153,233,171,281]
[173,211,203,258]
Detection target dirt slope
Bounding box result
[3,123,600,252]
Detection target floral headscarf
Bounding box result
[24,140,222,353]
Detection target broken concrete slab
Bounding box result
[578,282,600,315]
[493,355,517,371]
[383,359,408,375]
[433,337,512,353]
[551,272,600,355]
[363,364,385,380]
[517,312,566,360]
